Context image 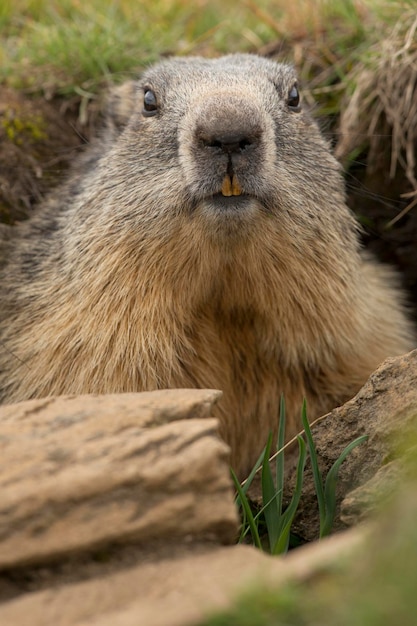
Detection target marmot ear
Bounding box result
[103,80,139,131]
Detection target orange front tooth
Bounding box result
[232,175,242,196]
[221,175,233,196]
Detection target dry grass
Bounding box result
[335,8,417,218]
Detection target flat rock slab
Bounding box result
[0,531,365,626]
[0,389,237,570]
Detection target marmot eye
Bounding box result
[143,89,158,116]
[287,84,300,111]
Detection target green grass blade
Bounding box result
[237,509,247,543]
[272,435,307,555]
[234,444,266,508]
[301,399,325,528]
[262,432,280,551]
[240,494,280,542]
[320,434,368,538]
[230,468,262,550]
[276,394,286,518]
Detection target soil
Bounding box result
[347,164,417,319]
[0,88,98,224]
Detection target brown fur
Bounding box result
[0,54,415,476]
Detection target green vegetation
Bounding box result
[1,1,416,206]
[301,402,368,539]
[1,109,47,144]
[231,396,306,555]
[0,0,277,94]
[0,0,413,99]
[202,451,417,626]
[2,0,416,192]
[232,398,367,553]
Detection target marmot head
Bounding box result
[98,54,354,251]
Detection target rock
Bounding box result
[194,477,417,626]
[0,530,367,626]
[0,389,237,570]
[2,467,417,626]
[340,460,406,525]
[1,353,417,625]
[281,349,417,539]
[0,385,369,626]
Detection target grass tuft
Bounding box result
[301,399,368,538]
[234,397,368,551]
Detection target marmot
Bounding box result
[0,54,415,476]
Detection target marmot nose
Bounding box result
[199,132,256,155]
